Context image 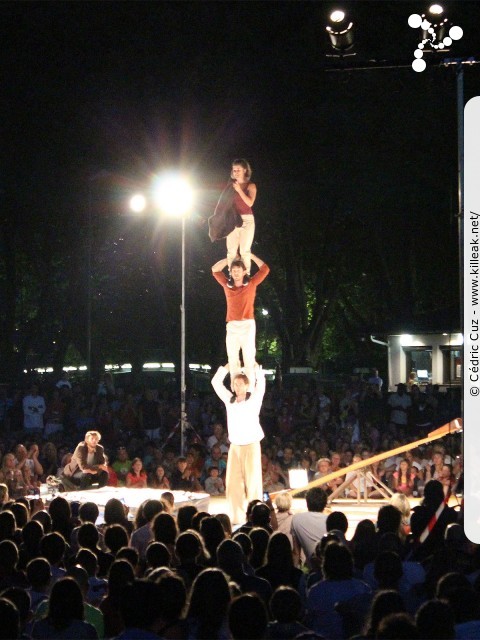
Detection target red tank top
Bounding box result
[233,184,253,215]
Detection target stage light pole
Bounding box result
[152,173,194,455]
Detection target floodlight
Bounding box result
[428,4,444,15]
[152,173,194,217]
[129,193,147,213]
[330,10,345,23]
[326,9,354,52]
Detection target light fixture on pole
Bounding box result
[153,173,194,456]
[326,9,355,56]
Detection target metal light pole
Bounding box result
[149,172,193,456]
[87,185,92,384]
[180,212,186,456]
[129,174,193,454]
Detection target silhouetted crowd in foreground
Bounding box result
[0,371,469,638]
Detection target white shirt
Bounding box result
[211,366,265,446]
[22,394,46,430]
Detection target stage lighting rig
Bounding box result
[326,9,356,57]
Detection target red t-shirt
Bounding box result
[213,263,270,321]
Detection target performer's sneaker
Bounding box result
[243,274,250,286]
[227,276,234,289]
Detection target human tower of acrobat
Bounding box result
[208,158,270,525]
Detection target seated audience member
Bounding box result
[144,542,172,576]
[170,456,201,491]
[155,573,188,639]
[306,542,371,639]
[266,585,311,639]
[1,586,31,639]
[125,457,148,488]
[100,559,135,638]
[116,578,164,638]
[148,464,171,490]
[291,487,328,569]
[326,510,349,545]
[217,539,272,604]
[256,532,306,596]
[362,590,407,639]
[375,612,419,639]
[111,445,132,487]
[274,492,294,547]
[104,454,118,487]
[204,466,225,495]
[103,497,133,534]
[25,557,51,612]
[70,502,103,555]
[0,596,21,640]
[130,499,164,561]
[203,444,226,479]
[184,568,231,639]
[415,599,456,640]
[0,539,29,591]
[31,576,97,639]
[39,532,67,584]
[175,530,207,589]
[77,522,114,577]
[75,548,108,607]
[392,458,415,496]
[229,592,269,640]
[409,479,458,561]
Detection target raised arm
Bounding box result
[211,365,234,405]
[212,258,229,273]
[250,253,264,268]
[250,365,266,410]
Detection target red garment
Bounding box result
[126,472,147,487]
[233,185,253,215]
[213,263,270,321]
[107,467,118,487]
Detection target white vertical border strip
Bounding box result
[464,96,480,543]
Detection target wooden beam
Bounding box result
[286,418,462,497]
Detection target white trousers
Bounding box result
[226,214,255,274]
[226,441,263,524]
[226,319,256,389]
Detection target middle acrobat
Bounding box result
[212,253,269,390]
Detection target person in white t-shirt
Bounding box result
[211,363,265,524]
[22,384,46,432]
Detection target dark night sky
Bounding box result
[2,1,480,341]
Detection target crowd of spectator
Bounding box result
[0,369,468,638]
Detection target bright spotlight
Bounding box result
[330,10,345,23]
[428,4,444,15]
[326,9,354,53]
[153,173,194,217]
[129,193,147,213]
